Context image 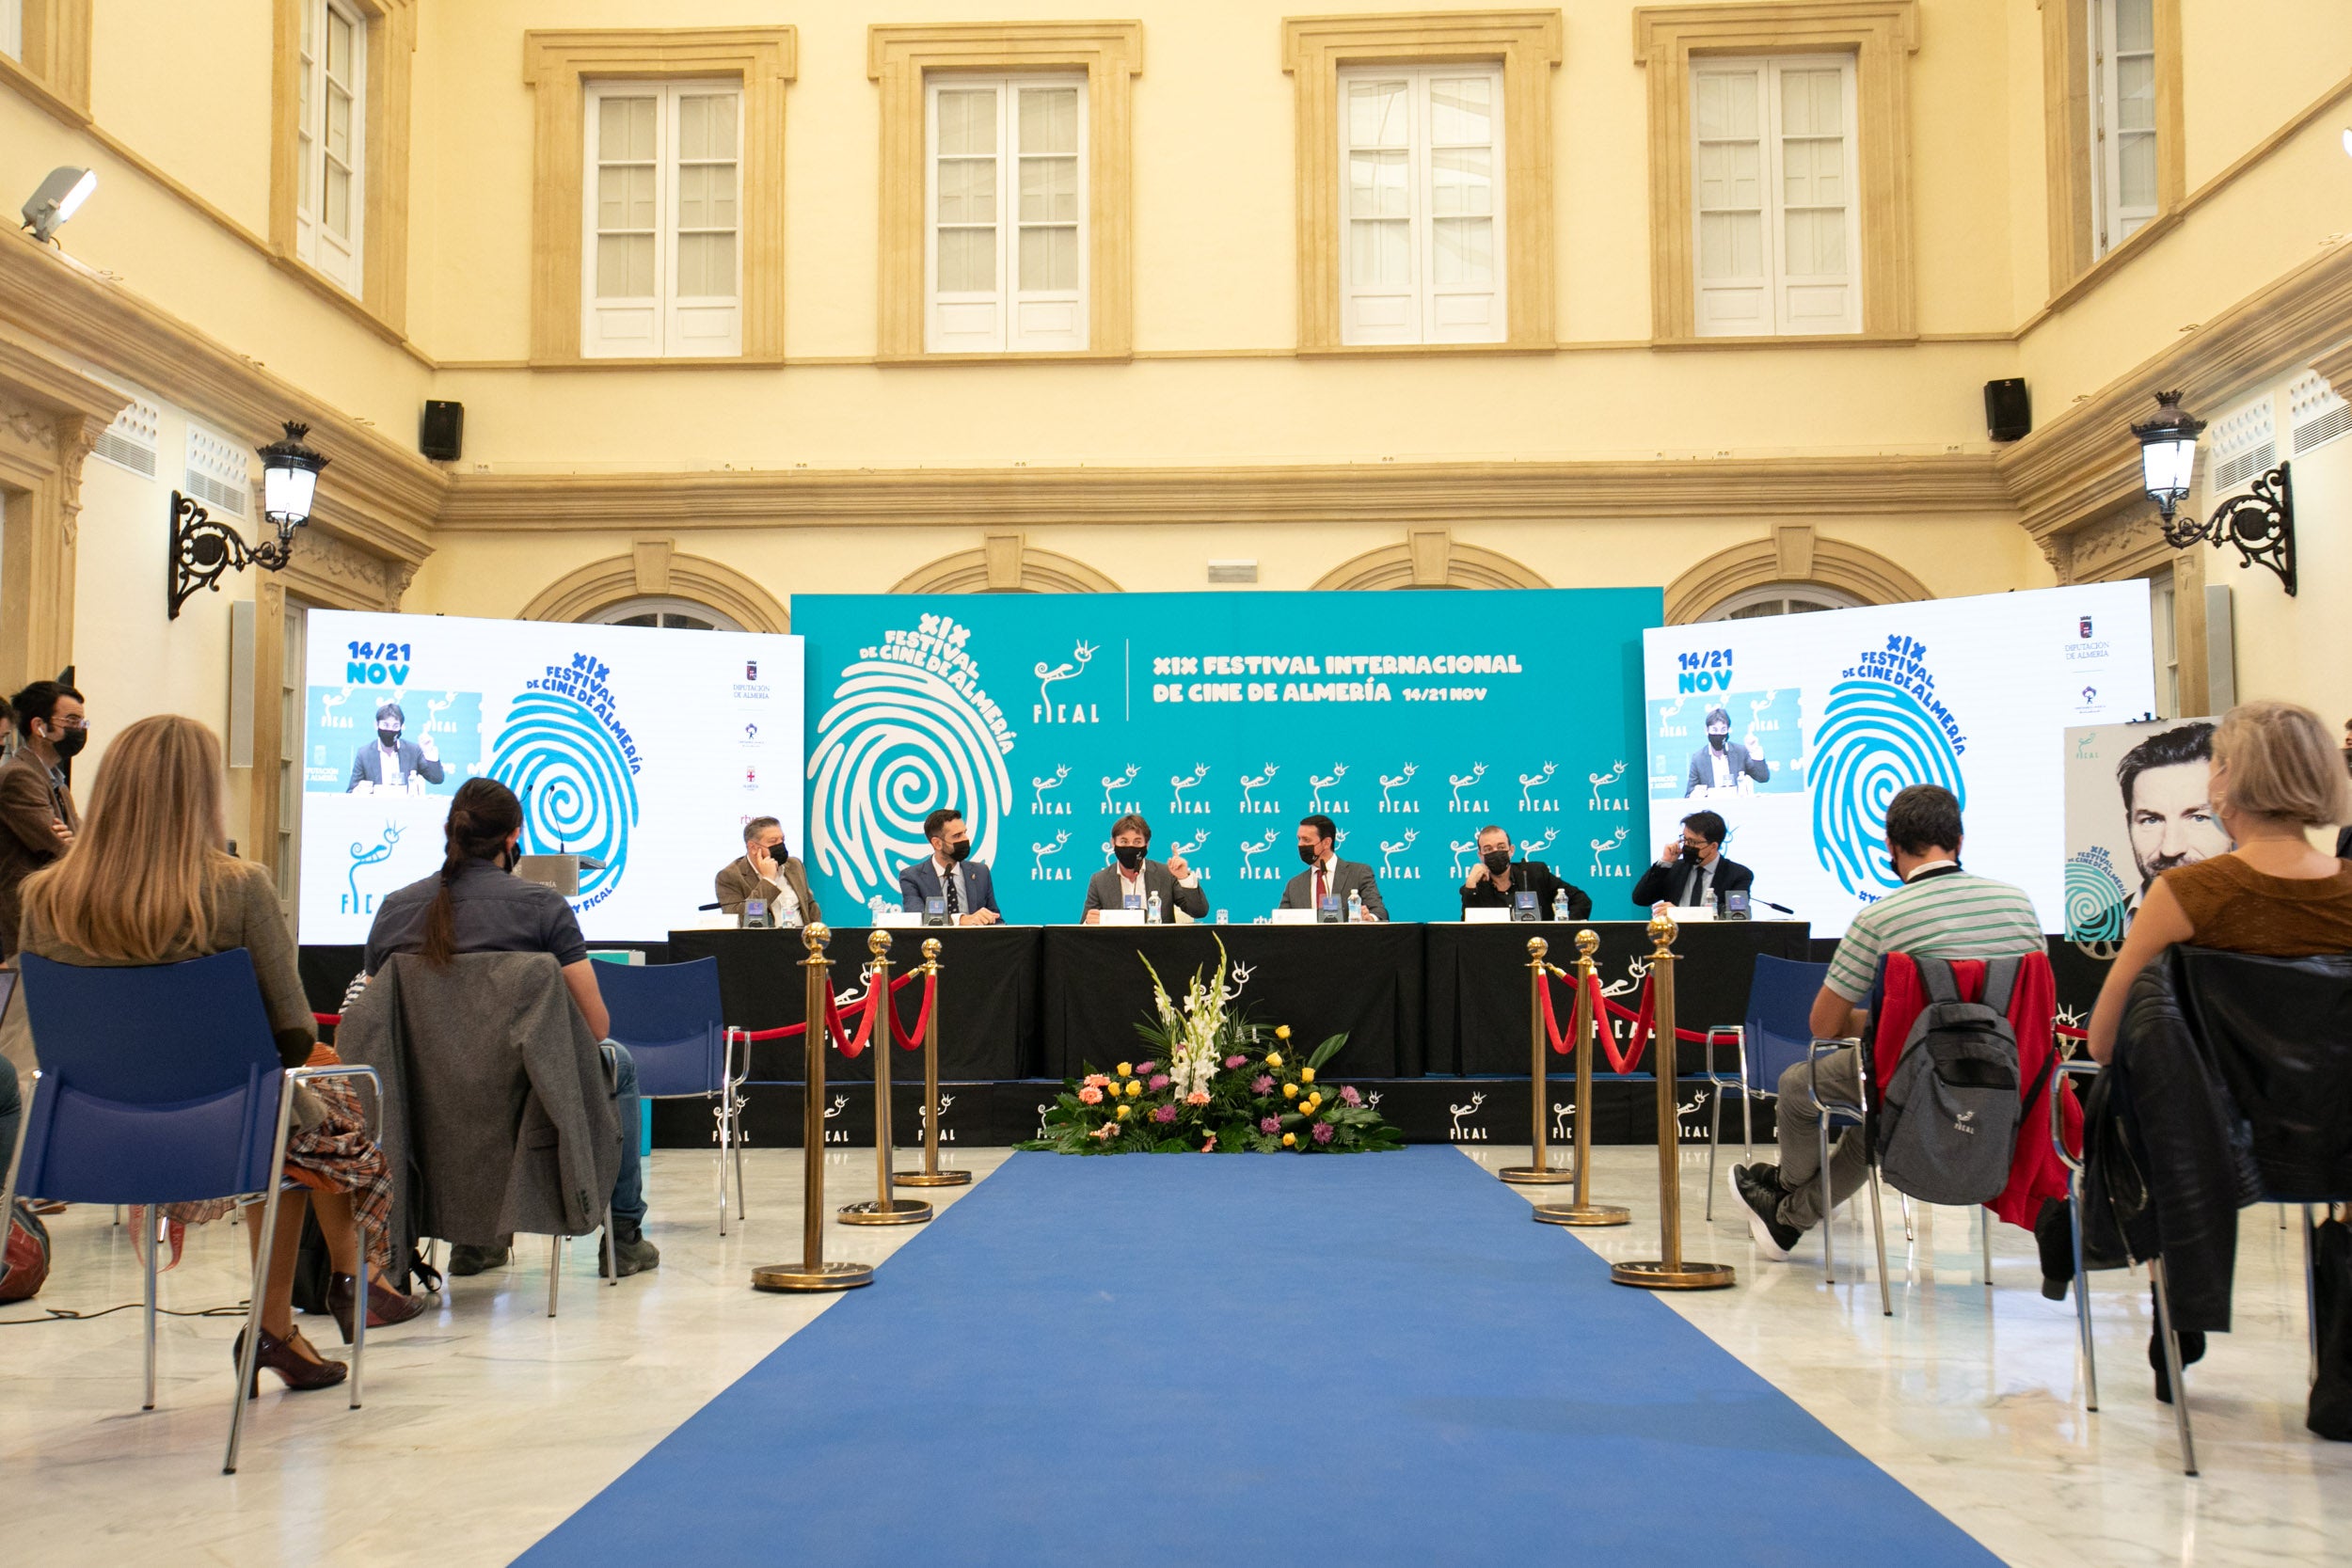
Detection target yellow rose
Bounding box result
[1116,1062,1133,1077]
[1117,1104,1131,1120]
[1265,1053,1284,1069]
[1283,1084,1300,1100]
[1281,1132,1296,1147]
[1307,1093,1322,1111]
[1276,1026,1292,1040]
[1300,1068,1316,1085]
[1126,1081,1142,1098]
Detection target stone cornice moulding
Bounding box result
[1997,237,2352,545]
[0,228,445,570]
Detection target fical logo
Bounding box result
[1236,828,1281,880]
[1168,764,1211,816]
[1378,764,1419,814]
[1518,762,1560,814]
[1033,641,1100,725]
[1587,760,1629,814]
[1309,763,1350,815]
[1032,764,1073,816]
[1448,1091,1488,1142]
[1448,763,1489,815]
[1031,831,1073,880]
[1100,764,1142,817]
[1587,826,1631,880]
[1237,764,1280,816]
[1379,830,1420,879]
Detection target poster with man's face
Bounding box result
[2062,718,2232,950]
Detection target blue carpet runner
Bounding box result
[517,1148,2000,1566]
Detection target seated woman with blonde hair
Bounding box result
[4,715,421,1393]
[2089,697,2352,1064]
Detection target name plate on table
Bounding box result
[1268,909,1317,926]
[1673,906,1717,922]
[1461,908,1510,925]
[1096,909,1145,927]
[875,911,923,929]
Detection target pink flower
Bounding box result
[1151,1103,1178,1124]
[1135,1061,1157,1074]
[1089,1122,1120,1141]
[1259,1117,1280,1134]
[1185,1090,1211,1106]
[1223,1054,1247,1069]
[1311,1122,1335,1145]
[1251,1075,1275,1094]
[1201,1133,1217,1151]
[1340,1085,1362,1107]
[1148,1073,1170,1091]
[1078,1085,1104,1105]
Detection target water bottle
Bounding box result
[1551,889,1569,924]
[1146,891,1163,925]
[1215,908,1230,925]
[1346,889,1363,923]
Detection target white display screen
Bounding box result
[298,610,804,942]
[1642,583,2154,938]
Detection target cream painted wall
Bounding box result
[88,0,277,237]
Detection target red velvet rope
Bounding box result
[313,1012,341,1027]
[890,968,939,1051]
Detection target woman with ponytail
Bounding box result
[359,777,656,1278]
[4,716,420,1395]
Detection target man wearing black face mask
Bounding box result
[1279,814,1387,921]
[1631,809,1754,911]
[898,807,1003,924]
[345,700,445,794]
[716,816,821,926]
[1683,705,1769,798]
[0,680,86,962]
[1460,823,1590,919]
[1082,813,1209,923]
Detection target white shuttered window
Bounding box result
[294,0,366,294]
[2,1,24,63]
[1691,55,1861,338]
[2089,0,2158,257]
[582,82,743,358]
[927,74,1089,354]
[1338,65,1505,346]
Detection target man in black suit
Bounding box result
[1631,809,1754,912]
[1459,823,1590,919]
[1684,705,1770,797]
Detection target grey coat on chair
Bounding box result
[336,952,621,1259]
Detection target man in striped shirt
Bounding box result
[1731,784,2044,1258]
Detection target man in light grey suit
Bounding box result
[347,700,446,793]
[1082,813,1210,922]
[1279,814,1387,921]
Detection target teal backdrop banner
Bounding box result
[789,590,1660,926]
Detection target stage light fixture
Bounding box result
[169,421,331,618]
[20,166,96,244]
[2131,389,2296,596]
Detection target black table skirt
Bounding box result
[667,927,1041,1082]
[1424,920,1814,1077]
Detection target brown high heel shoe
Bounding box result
[232,1323,348,1397]
[326,1272,426,1344]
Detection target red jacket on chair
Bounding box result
[1869,951,2080,1229]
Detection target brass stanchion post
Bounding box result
[894,938,970,1189]
[1501,936,1577,1185]
[1610,913,1734,1289]
[753,926,873,1291]
[840,930,931,1226]
[1534,929,1630,1227]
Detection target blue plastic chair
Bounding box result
[595,957,745,1233]
[0,950,381,1475]
[1700,955,1830,1218]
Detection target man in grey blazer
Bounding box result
[1684,705,1769,797]
[1279,814,1387,921]
[1082,813,1209,923]
[714,816,822,926]
[346,700,447,793]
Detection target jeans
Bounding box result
[602,1041,645,1227]
[1772,1046,1870,1233]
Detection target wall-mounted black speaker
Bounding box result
[421,400,465,462]
[1983,378,2030,443]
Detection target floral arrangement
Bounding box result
[1024,940,1404,1155]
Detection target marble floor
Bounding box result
[4,1143,2345,1566]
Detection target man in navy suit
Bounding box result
[346,700,445,793]
[898,808,1003,924]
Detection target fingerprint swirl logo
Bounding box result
[2063,855,2130,943]
[1809,679,1966,898]
[489,691,639,900]
[809,658,1012,907]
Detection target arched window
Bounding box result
[1702,582,1864,622]
[585,595,743,632]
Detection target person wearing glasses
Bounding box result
[0,681,86,962]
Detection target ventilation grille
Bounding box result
[1207,560,1258,584]
[2288,369,2352,457]
[91,393,162,478]
[2207,395,2276,496]
[184,424,249,517]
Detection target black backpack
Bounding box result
[1877,956,2025,1206]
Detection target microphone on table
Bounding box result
[696,902,725,911]
[1754,896,1795,915]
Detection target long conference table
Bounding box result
[664,920,1816,1083]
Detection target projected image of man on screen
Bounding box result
[1684,705,1769,798]
[346,701,444,795]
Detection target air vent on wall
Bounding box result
[1207,560,1258,584]
[91,393,162,478]
[183,423,250,517]
[2205,394,2276,498]
[2287,369,2352,456]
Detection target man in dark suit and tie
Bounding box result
[1083,814,1209,923]
[1631,810,1754,913]
[898,808,1004,924]
[0,680,85,961]
[1685,705,1770,797]
[346,700,446,793]
[1279,814,1387,921]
